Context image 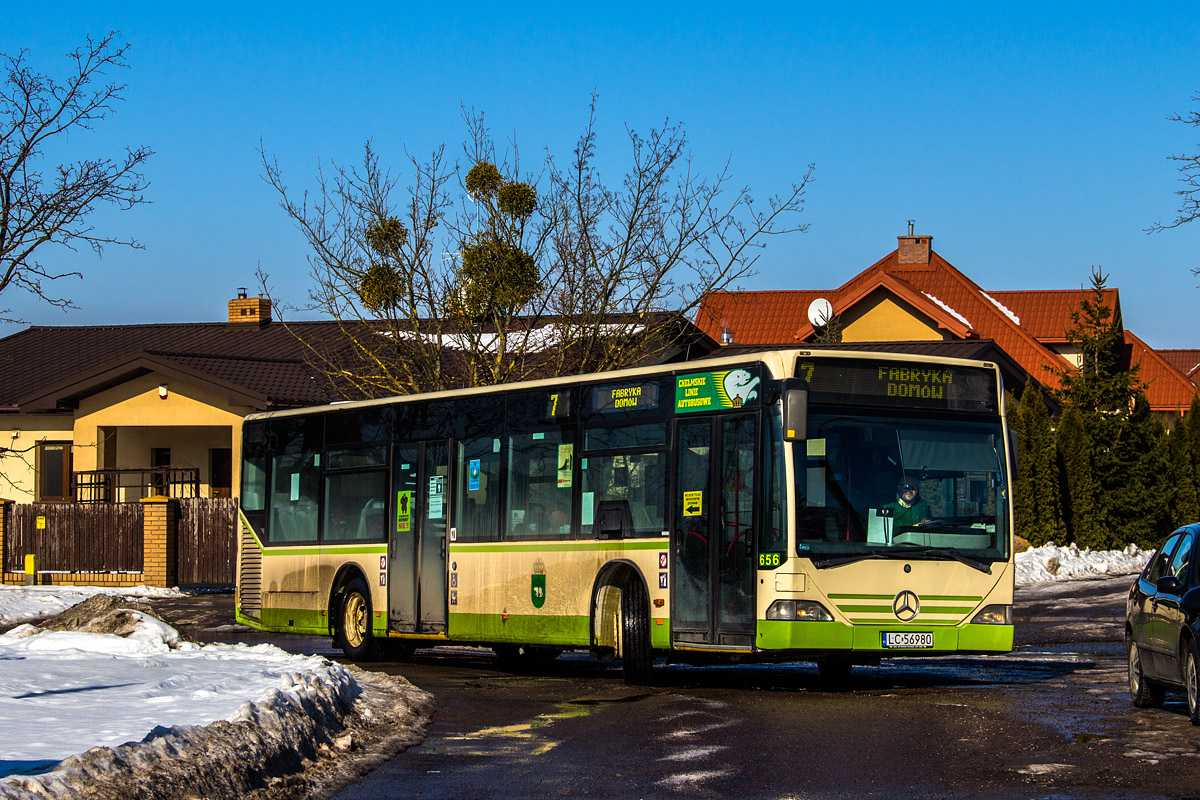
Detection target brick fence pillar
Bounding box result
[139,496,177,588]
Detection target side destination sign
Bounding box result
[675,368,761,414]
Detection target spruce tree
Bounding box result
[1166,422,1200,527]
[1014,383,1063,545]
[1012,384,1036,541]
[1056,407,1100,547]
[1102,396,1167,548]
[1187,395,1200,509]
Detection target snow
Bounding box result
[981,291,1021,326]
[0,584,183,625]
[0,543,1152,797]
[1014,542,1150,587]
[921,291,973,329]
[0,587,431,800]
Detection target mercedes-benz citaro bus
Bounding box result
[235,348,1014,684]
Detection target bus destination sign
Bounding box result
[797,358,998,412]
[675,368,762,414]
[592,382,660,413]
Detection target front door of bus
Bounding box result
[672,414,757,648]
[388,441,449,634]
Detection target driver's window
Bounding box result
[1170,533,1194,588]
[1147,534,1183,584]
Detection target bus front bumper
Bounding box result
[755,620,1013,654]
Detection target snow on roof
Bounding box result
[921,291,972,329]
[981,291,1020,326]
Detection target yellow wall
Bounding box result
[0,415,75,502]
[841,293,948,343]
[75,373,255,499]
[0,373,258,503]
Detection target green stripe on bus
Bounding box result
[836,605,978,615]
[263,544,388,556]
[828,593,982,601]
[847,619,962,625]
[450,539,669,554]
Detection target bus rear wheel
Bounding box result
[621,579,653,685]
[335,578,380,661]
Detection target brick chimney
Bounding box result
[227,288,272,324]
[896,220,932,266]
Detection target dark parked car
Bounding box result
[1127,522,1200,723]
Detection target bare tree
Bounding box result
[1150,94,1200,235]
[262,99,813,397]
[0,32,152,321]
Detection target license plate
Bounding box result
[882,631,934,649]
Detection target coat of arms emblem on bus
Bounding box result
[531,559,547,609]
[722,369,761,408]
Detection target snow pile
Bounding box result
[1015,542,1149,587]
[0,597,431,800]
[0,584,183,624]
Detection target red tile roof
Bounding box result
[1158,350,1200,383]
[987,289,1122,342]
[1123,332,1199,413]
[696,244,1196,412]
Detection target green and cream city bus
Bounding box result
[235,348,1014,683]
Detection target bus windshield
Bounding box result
[796,411,1009,567]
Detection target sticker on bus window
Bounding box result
[469,459,481,491]
[290,472,300,502]
[396,491,413,532]
[683,491,703,516]
[429,478,444,519]
[807,439,826,457]
[557,444,573,488]
[581,493,594,525]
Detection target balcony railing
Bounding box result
[71,467,201,504]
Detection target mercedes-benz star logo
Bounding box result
[893,590,920,622]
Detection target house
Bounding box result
[0,293,346,504]
[0,294,721,505]
[696,228,1198,423]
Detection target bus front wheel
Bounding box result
[621,579,653,685]
[335,578,380,662]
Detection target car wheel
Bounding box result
[1128,636,1165,708]
[1186,642,1200,726]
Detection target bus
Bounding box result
[235,348,1015,683]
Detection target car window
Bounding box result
[1170,532,1195,588]
[1146,533,1184,584]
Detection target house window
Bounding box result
[210,448,232,498]
[151,447,171,496]
[38,443,72,501]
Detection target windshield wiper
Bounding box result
[811,552,892,569]
[811,546,995,573]
[889,544,994,573]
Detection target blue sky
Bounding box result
[2,3,1198,348]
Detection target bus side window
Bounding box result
[457,436,502,542]
[507,431,575,541]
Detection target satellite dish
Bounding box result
[807,298,834,327]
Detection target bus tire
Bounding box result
[621,579,653,685]
[335,578,380,662]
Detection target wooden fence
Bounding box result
[6,503,144,573]
[2,498,237,586]
[177,497,237,586]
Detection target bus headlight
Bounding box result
[970,604,1012,625]
[766,600,833,621]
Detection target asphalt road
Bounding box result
[153,578,1200,800]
